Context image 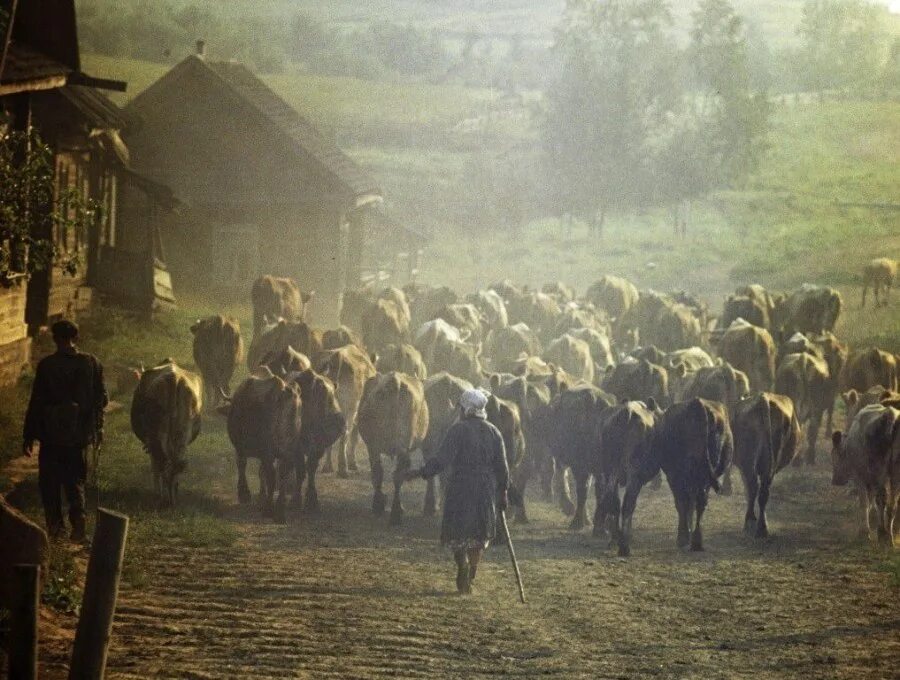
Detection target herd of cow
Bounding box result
[129,267,900,557]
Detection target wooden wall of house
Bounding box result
[0,283,31,387]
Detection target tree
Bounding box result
[687,0,770,185]
[796,0,889,95]
[542,0,681,235]
[0,129,96,283]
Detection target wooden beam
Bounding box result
[0,75,66,96]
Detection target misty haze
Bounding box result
[0,1,898,678]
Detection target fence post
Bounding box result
[8,563,39,680]
[68,508,129,680]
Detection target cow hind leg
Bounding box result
[756,476,772,539]
[511,458,532,524]
[556,464,576,517]
[236,454,251,504]
[304,450,322,514]
[273,459,293,525]
[321,441,336,474]
[591,479,609,538]
[370,449,386,516]
[857,487,873,540]
[346,423,361,473]
[618,481,643,557]
[540,454,555,502]
[690,491,708,552]
[424,473,438,517]
[805,410,823,465]
[569,471,590,531]
[390,451,411,526]
[874,487,891,546]
[260,461,276,518]
[742,469,759,534]
[674,492,691,549]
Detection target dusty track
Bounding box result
[40,441,899,679]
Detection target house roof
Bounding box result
[128,56,380,201]
[203,59,380,200]
[0,43,70,91]
[58,85,126,128]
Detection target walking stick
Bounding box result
[499,509,526,604]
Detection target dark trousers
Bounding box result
[38,444,87,535]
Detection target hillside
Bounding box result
[83,52,900,324]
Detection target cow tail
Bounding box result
[704,404,723,494]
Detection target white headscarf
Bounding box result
[459,388,488,419]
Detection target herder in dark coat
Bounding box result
[23,320,107,541]
[408,388,509,594]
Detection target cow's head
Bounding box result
[830,431,852,486]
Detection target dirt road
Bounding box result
[30,434,894,680]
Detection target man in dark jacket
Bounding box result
[410,388,509,594]
[23,320,107,541]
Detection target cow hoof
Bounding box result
[617,543,631,558]
[514,511,530,525]
[755,526,770,539]
[274,506,287,525]
[389,509,404,526]
[238,488,251,505]
[423,504,437,517]
[372,493,386,516]
[348,461,359,472]
[304,498,320,515]
[592,524,608,539]
[743,519,756,534]
[560,499,576,517]
[677,531,690,549]
[337,469,350,479]
[569,517,586,532]
[690,535,704,552]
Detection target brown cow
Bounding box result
[781,331,847,435]
[861,257,896,308]
[584,275,639,321]
[221,367,302,521]
[831,404,900,545]
[247,320,322,371]
[362,298,410,353]
[485,323,543,370]
[623,292,702,352]
[840,348,899,394]
[131,362,203,507]
[601,357,669,406]
[491,374,556,522]
[251,275,311,338]
[775,352,830,464]
[543,281,576,304]
[732,393,801,537]
[467,289,509,332]
[376,343,428,379]
[544,384,616,530]
[781,285,842,337]
[593,399,662,556]
[357,372,430,525]
[568,327,615,372]
[544,334,595,385]
[720,294,769,331]
[652,398,733,551]
[842,386,900,426]
[340,287,374,334]
[405,283,457,329]
[321,325,361,350]
[719,319,776,392]
[437,303,485,344]
[191,315,243,409]
[316,344,377,476]
[288,368,346,516]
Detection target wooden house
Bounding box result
[0,0,170,386]
[119,47,386,318]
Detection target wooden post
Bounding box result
[8,563,39,680]
[68,509,129,680]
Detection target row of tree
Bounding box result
[536,0,769,234]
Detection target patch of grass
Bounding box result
[0,381,30,470]
[42,544,82,615]
[876,553,900,587]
